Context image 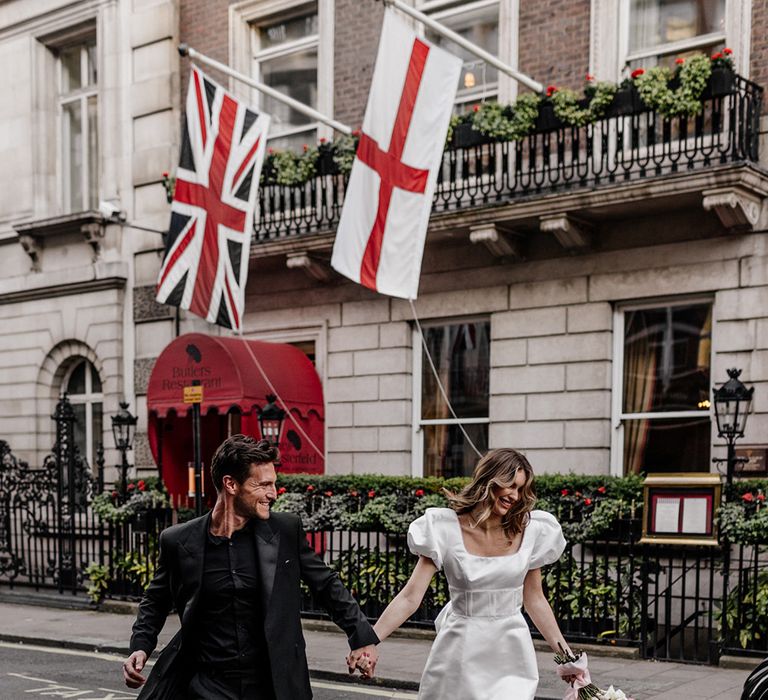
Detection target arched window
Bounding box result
[64,358,103,465]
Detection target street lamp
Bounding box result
[713,368,754,486]
[111,401,138,500]
[258,394,286,451]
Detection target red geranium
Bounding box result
[585,74,594,82]
[631,68,645,79]
[711,52,723,61]
[472,104,480,112]
[127,483,136,491]
[138,480,146,491]
[302,144,309,152]
[111,490,119,499]
[675,58,685,65]
[723,48,733,55]
[277,487,286,495]
[415,489,425,497]
[584,498,593,506]
[268,148,274,154]
[368,489,376,499]
[546,85,557,97]
[352,129,361,137]
[162,171,169,178]
[575,491,582,497]
[319,137,327,144]
[560,488,570,496]
[306,484,315,492]
[742,492,754,502]
[349,490,359,497]
[757,494,766,502]
[324,490,333,497]
[597,486,607,494]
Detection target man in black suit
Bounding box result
[122,435,378,699]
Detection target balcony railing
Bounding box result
[254,75,762,243]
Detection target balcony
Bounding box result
[252,75,765,258]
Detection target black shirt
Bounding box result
[195,520,271,679]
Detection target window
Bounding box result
[252,4,320,151]
[414,320,490,478]
[612,301,712,475]
[64,359,103,466]
[57,39,98,213]
[422,0,501,111]
[623,0,726,71]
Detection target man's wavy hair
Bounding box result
[210,434,279,491]
[445,448,536,541]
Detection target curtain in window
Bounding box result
[623,314,657,475]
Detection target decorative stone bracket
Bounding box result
[17,234,42,272]
[469,223,524,260]
[702,186,763,231]
[81,222,106,261]
[286,252,331,282]
[539,213,592,251]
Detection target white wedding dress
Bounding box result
[408,507,565,700]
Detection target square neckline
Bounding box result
[450,509,530,559]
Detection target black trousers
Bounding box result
[187,669,276,700]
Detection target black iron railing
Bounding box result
[254,75,762,243]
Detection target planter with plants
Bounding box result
[706,48,736,97]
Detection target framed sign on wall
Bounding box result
[640,473,722,546]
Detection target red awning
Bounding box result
[146,333,323,418]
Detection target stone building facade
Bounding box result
[2,0,767,484]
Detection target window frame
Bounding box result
[63,358,104,467]
[57,38,98,214]
[411,316,491,477]
[610,295,714,476]
[590,0,750,82]
[618,0,726,71]
[230,0,334,147]
[417,0,519,106]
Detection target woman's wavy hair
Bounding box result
[445,448,536,540]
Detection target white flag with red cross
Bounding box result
[331,9,462,300]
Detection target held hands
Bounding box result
[123,650,148,689]
[346,644,378,679]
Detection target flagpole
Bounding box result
[178,44,353,136]
[379,0,544,94]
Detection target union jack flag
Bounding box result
[156,66,270,330]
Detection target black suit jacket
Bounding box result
[130,512,378,700]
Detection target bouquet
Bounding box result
[554,646,634,700]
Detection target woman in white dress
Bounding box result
[370,449,573,700]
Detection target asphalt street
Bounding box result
[0,641,417,700]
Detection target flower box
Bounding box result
[609,86,644,116]
[705,66,736,98]
[317,150,338,176]
[451,122,493,148]
[534,102,563,132]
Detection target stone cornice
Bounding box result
[0,262,128,306]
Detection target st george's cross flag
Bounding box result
[330,9,461,299]
[156,66,270,330]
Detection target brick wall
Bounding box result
[518,0,591,91]
[334,0,384,128]
[751,0,768,88]
[179,0,234,95]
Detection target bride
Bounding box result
[371,448,574,700]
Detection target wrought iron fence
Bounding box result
[254,75,762,242]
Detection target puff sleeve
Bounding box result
[407,508,443,570]
[528,510,566,569]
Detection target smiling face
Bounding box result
[491,468,528,517]
[227,462,277,520]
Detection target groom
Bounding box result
[122,434,378,699]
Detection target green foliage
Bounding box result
[545,555,656,637]
[92,486,170,524]
[84,563,110,604]
[263,147,318,186]
[717,567,768,649]
[551,82,617,126]
[471,95,541,140]
[329,545,449,613]
[635,54,711,117]
[116,549,157,590]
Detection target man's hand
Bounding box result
[123,650,148,689]
[346,644,378,679]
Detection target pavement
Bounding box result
[0,589,759,700]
